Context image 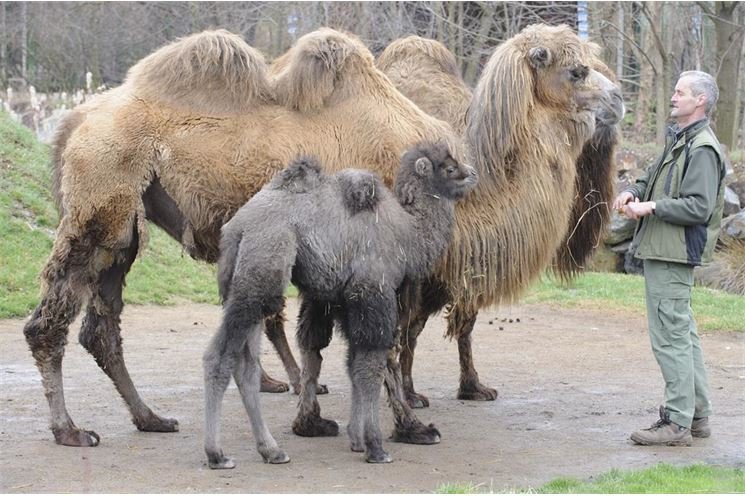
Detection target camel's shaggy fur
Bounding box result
[203,143,476,467]
[24,27,457,448]
[377,26,624,405]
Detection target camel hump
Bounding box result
[271,156,324,193]
[126,29,271,114]
[338,169,382,214]
[271,28,375,112]
[378,36,461,78]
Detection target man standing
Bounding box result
[613,71,726,446]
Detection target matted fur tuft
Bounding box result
[127,29,272,114]
[378,36,461,77]
[377,37,471,134]
[271,28,376,112]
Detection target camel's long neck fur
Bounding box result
[437,102,594,317]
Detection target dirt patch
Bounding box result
[1,300,743,493]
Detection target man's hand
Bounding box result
[623,199,656,220]
[612,191,635,211]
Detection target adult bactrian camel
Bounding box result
[375,28,624,407]
[289,24,625,441]
[24,27,458,447]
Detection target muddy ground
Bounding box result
[1,299,743,493]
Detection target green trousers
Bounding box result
[642,259,712,428]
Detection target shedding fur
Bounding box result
[377,36,471,134]
[271,28,375,112]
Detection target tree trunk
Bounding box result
[462,3,497,85]
[20,1,27,84]
[616,1,625,82]
[711,1,744,149]
[0,2,6,86]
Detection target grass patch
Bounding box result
[436,463,745,493]
[523,271,745,331]
[536,463,745,494]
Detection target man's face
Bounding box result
[670,77,706,125]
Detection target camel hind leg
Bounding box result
[78,226,178,433]
[23,224,101,446]
[232,327,289,464]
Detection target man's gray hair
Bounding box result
[679,70,719,115]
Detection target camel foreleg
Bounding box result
[291,299,337,437]
[451,308,498,401]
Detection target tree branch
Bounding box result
[599,19,659,76]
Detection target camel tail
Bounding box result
[217,227,242,304]
[126,29,272,114]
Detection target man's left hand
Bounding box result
[622,199,656,220]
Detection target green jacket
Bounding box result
[627,119,725,266]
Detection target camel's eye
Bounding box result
[570,65,588,82]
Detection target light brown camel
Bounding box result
[376,31,623,407]
[25,27,456,447]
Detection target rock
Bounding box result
[605,210,637,245]
[588,243,624,273]
[723,186,741,217]
[726,180,745,207]
[624,249,643,275]
[721,211,745,240]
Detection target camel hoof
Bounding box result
[291,383,329,395]
[53,427,100,447]
[391,423,441,445]
[457,383,498,401]
[262,450,290,464]
[134,413,179,432]
[406,392,430,409]
[365,449,393,463]
[208,455,236,470]
[260,377,290,393]
[292,415,339,437]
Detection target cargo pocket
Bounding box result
[656,298,690,343]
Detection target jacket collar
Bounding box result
[666,118,709,149]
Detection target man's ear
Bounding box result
[696,93,707,109]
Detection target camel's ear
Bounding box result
[528,46,552,69]
[414,157,433,176]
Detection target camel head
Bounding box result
[519,24,624,125]
[397,141,478,204]
[467,23,624,167]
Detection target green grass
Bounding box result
[0,111,219,318]
[523,271,745,332]
[436,463,745,493]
